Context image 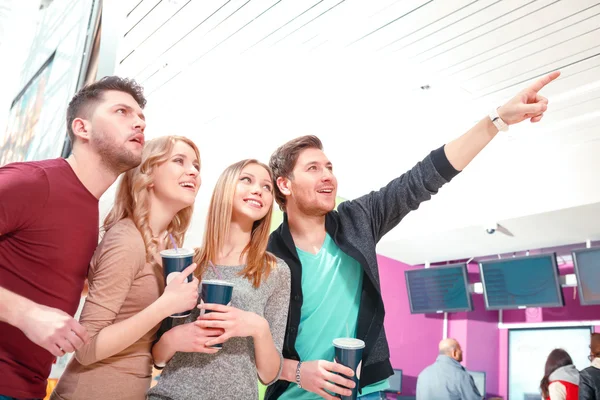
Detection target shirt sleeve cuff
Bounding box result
[430,145,460,182]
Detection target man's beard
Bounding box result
[295,195,333,217]
[91,130,142,174]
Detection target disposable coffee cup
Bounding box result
[200,280,234,349]
[160,248,195,318]
[333,338,365,400]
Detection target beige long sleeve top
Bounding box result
[51,219,165,400]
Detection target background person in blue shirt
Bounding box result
[416,338,482,400]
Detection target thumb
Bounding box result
[520,102,546,116]
[176,263,197,283]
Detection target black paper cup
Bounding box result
[200,279,234,349]
[333,338,365,400]
[160,248,194,318]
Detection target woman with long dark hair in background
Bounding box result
[540,348,579,400]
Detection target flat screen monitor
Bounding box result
[467,370,486,397]
[572,248,600,305]
[384,369,402,393]
[479,253,563,310]
[405,263,472,314]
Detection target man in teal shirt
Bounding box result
[282,232,389,399]
[266,72,559,400]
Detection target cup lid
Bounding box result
[202,279,234,287]
[160,248,194,257]
[333,338,365,349]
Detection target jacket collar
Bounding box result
[276,213,299,261]
[436,355,464,369]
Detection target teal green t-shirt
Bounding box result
[279,234,389,399]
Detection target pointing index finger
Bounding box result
[528,71,560,93]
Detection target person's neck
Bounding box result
[286,205,326,254]
[66,147,120,199]
[148,197,180,240]
[218,219,252,265]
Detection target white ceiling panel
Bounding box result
[439,3,600,78]
[125,0,161,33]
[357,0,498,52]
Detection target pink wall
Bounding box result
[378,255,444,395]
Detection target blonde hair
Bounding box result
[195,159,276,288]
[103,135,200,262]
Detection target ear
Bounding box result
[276,176,292,196]
[72,117,92,142]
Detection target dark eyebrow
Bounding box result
[114,103,145,121]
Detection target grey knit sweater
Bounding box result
[146,259,291,400]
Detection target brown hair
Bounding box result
[268,135,323,211]
[540,348,573,398]
[66,76,146,145]
[194,159,276,288]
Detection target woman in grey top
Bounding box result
[147,159,291,400]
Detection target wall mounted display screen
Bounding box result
[479,254,563,310]
[572,248,600,305]
[405,263,472,314]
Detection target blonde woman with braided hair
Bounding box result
[52,136,202,400]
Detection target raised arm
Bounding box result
[344,71,560,242]
[445,71,559,171]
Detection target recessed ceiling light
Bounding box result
[420,85,430,90]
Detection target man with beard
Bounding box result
[266,71,560,400]
[0,76,147,400]
[416,339,481,400]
